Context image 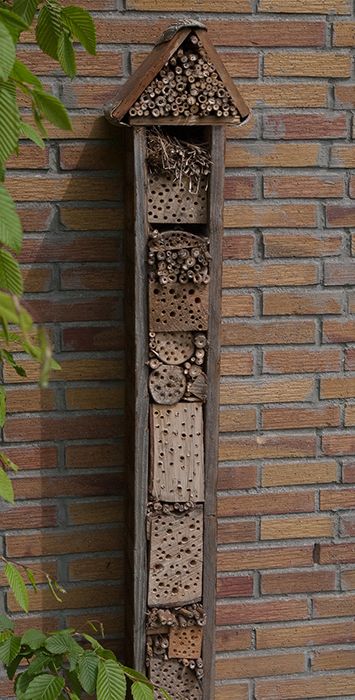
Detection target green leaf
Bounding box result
[26,652,51,677]
[0,80,21,165]
[131,681,155,700]
[5,562,29,612]
[121,667,151,684]
[26,568,38,592]
[77,651,99,694]
[0,249,23,295]
[45,631,71,655]
[24,674,65,700]
[158,689,173,700]
[32,90,71,130]
[21,629,46,650]
[0,7,28,41]
[0,614,14,632]
[0,634,21,664]
[57,32,76,78]
[0,21,15,81]
[6,651,23,680]
[0,350,26,377]
[35,2,61,60]
[13,0,38,25]
[0,450,18,472]
[0,385,5,427]
[96,660,126,700]
[16,671,32,700]
[0,466,14,502]
[61,6,96,55]
[20,120,45,148]
[0,184,22,251]
[12,59,42,88]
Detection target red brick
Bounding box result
[312,649,355,672]
[216,629,252,653]
[6,527,123,557]
[342,569,355,589]
[25,296,120,323]
[335,84,355,108]
[333,21,355,46]
[321,377,355,399]
[215,684,249,700]
[218,546,313,572]
[264,174,345,198]
[220,351,255,375]
[343,462,355,483]
[264,50,351,77]
[19,206,53,231]
[217,598,308,625]
[60,207,123,230]
[217,575,253,599]
[227,143,322,168]
[262,405,340,430]
[225,202,318,228]
[8,583,123,613]
[326,204,355,227]
[263,112,348,140]
[223,262,319,288]
[321,488,355,511]
[218,490,315,517]
[259,0,350,11]
[68,500,124,525]
[263,232,343,258]
[262,460,338,487]
[263,348,342,374]
[255,674,355,699]
[241,82,327,109]
[314,593,355,618]
[68,555,123,581]
[324,260,355,285]
[0,446,57,470]
[216,652,305,680]
[223,234,255,260]
[1,505,57,529]
[59,143,123,170]
[261,570,336,595]
[222,320,316,346]
[221,295,255,318]
[257,620,355,649]
[220,377,314,405]
[20,235,120,263]
[340,514,355,536]
[219,408,257,432]
[261,514,334,540]
[8,145,50,169]
[126,0,253,9]
[61,325,123,352]
[17,48,122,77]
[331,144,355,167]
[65,444,123,469]
[263,290,342,315]
[93,19,326,48]
[8,175,121,201]
[323,319,355,343]
[4,415,122,442]
[322,432,355,456]
[218,464,258,489]
[318,542,355,564]
[60,265,122,291]
[224,175,257,200]
[218,521,257,545]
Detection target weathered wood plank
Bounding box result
[150,403,204,502]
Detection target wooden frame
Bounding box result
[124,125,224,700]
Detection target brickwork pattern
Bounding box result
[1,1,355,698]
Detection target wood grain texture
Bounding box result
[169,626,203,659]
[202,126,225,700]
[124,127,150,672]
[148,507,203,607]
[150,403,204,502]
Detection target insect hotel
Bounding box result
[105,22,250,700]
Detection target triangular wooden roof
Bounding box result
[104,22,250,126]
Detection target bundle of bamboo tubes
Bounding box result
[129,34,241,121]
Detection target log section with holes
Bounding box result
[106,21,249,700]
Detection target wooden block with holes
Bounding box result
[150,403,204,502]
[149,281,209,332]
[148,173,208,225]
[149,658,202,700]
[169,626,203,659]
[148,507,203,607]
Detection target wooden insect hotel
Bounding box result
[105,21,249,700]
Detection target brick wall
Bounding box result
[1,1,355,698]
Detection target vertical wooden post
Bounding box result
[203,125,225,699]
[125,127,149,672]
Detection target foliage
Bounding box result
[0,623,164,700]
[0,0,96,503]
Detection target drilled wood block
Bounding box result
[150,403,204,502]
[169,626,203,659]
[152,331,195,365]
[149,281,209,332]
[149,658,202,700]
[148,174,208,225]
[148,507,203,607]
[149,365,186,404]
